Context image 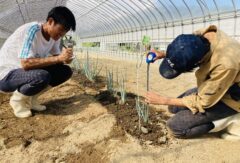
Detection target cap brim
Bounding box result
[159,59,181,79]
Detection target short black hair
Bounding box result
[47,6,76,31]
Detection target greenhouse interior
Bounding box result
[1,0,240,162]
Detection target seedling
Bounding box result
[119,74,126,105]
[106,68,114,93]
[135,35,152,129]
[82,50,102,82]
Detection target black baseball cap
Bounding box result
[160,34,210,79]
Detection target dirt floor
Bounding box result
[1,54,240,163]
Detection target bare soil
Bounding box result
[96,90,170,146]
[1,57,240,163]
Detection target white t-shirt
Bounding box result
[0,22,61,80]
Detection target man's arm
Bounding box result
[21,56,61,70]
[145,92,185,107]
[146,67,238,114]
[21,48,73,70]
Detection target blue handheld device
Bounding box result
[146,52,157,63]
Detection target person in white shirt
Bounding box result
[0,6,76,118]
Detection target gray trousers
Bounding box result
[167,88,238,138]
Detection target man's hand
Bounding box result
[64,58,73,64]
[145,91,186,109]
[145,92,168,105]
[149,49,165,61]
[58,47,73,63]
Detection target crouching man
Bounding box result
[145,25,240,140]
[0,6,76,118]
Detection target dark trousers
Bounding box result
[0,64,72,96]
[167,88,238,138]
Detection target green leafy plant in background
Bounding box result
[119,43,138,53]
[142,35,151,51]
[142,35,151,46]
[82,42,100,47]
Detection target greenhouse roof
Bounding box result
[0,0,239,38]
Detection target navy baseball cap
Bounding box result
[160,34,210,79]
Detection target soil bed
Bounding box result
[74,72,171,146]
[0,71,171,149]
[95,90,170,146]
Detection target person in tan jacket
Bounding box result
[145,25,240,139]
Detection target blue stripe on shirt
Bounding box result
[20,24,40,59]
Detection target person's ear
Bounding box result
[47,18,55,26]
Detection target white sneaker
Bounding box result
[209,113,240,140]
[10,90,32,118]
